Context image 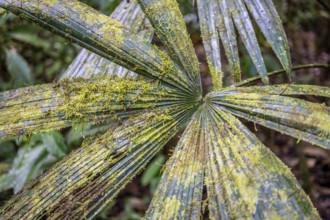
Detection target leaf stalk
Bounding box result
[234,64,330,87]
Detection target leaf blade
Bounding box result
[196,0,292,85]
[228,84,330,97]
[204,105,320,219]
[5,49,34,87]
[209,87,330,149]
[145,108,204,219]
[61,0,153,80]
[0,0,193,93]
[196,0,223,89]
[138,0,202,92]
[0,106,195,219]
[244,0,292,77]
[229,0,269,83]
[0,77,184,138]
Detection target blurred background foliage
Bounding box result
[0,0,329,219]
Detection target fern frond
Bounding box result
[0,105,196,219]
[0,77,185,138]
[209,85,330,148]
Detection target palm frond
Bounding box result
[197,0,292,85]
[0,0,327,219]
[244,0,291,75]
[196,0,223,89]
[58,0,154,149]
[209,85,330,148]
[138,0,202,92]
[204,105,320,219]
[61,0,153,80]
[0,77,185,138]
[145,108,204,219]
[147,103,321,219]
[0,105,196,219]
[0,0,193,93]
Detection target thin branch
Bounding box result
[234,64,330,87]
[316,0,330,12]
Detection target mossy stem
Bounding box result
[234,64,330,87]
[316,0,330,12]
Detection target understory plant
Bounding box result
[0,0,329,219]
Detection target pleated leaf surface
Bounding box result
[0,76,184,138]
[138,0,202,92]
[197,0,292,85]
[203,105,320,219]
[0,0,193,94]
[209,85,330,149]
[61,0,153,80]
[145,108,205,219]
[0,104,196,219]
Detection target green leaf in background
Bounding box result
[0,132,68,194]
[80,0,120,14]
[0,140,15,161]
[0,11,9,27]
[9,24,50,49]
[65,123,112,149]
[40,132,67,158]
[141,154,165,187]
[5,48,33,87]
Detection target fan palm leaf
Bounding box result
[0,0,328,219]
